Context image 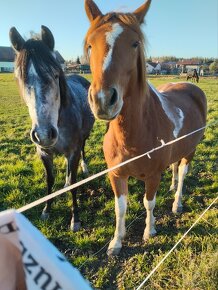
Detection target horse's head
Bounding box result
[84,0,151,121]
[10,26,66,148]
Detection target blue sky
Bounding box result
[1,0,217,60]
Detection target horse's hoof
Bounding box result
[64,182,70,188]
[81,161,89,175]
[70,221,81,232]
[107,247,122,256]
[143,228,157,242]
[41,211,50,220]
[172,205,183,214]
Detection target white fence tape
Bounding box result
[136,195,218,289]
[18,123,211,213]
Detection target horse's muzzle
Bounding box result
[88,87,122,120]
[30,126,58,147]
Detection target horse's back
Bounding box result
[154,82,207,166]
[157,82,207,124]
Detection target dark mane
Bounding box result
[84,12,147,93]
[15,39,67,105]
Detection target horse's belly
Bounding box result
[104,145,165,180]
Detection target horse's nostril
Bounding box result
[110,88,118,106]
[31,129,40,144]
[49,126,58,141]
[30,127,58,146]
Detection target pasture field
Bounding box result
[0,73,217,289]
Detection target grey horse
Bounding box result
[9,25,94,231]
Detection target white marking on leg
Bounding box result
[102,23,124,72]
[80,160,88,174]
[143,194,156,241]
[148,81,184,138]
[65,156,72,188]
[65,175,70,187]
[170,162,179,191]
[172,164,188,213]
[108,195,127,252]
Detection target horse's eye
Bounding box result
[132,41,140,48]
[54,74,59,80]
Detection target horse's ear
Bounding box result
[85,0,102,23]
[133,0,152,24]
[9,27,25,52]
[41,25,55,51]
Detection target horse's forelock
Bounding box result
[16,40,52,80]
[15,39,68,106]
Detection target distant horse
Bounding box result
[10,26,94,231]
[84,0,207,255]
[186,69,199,83]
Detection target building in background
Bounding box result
[0,47,15,72]
[0,46,65,72]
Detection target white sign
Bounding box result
[0,210,92,290]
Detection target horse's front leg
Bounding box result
[107,173,128,256]
[170,162,179,191]
[143,174,161,241]
[65,151,81,232]
[80,140,89,175]
[172,158,190,214]
[37,147,54,220]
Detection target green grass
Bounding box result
[0,73,217,289]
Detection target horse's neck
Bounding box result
[109,80,152,147]
[58,82,73,123]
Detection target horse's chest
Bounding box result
[103,134,156,179]
[54,126,80,154]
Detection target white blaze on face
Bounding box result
[24,63,39,125]
[23,62,60,131]
[44,82,61,129]
[102,23,124,72]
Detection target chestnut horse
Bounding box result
[84,0,207,255]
